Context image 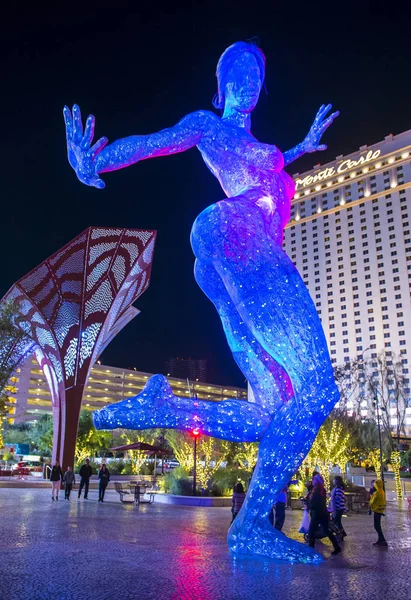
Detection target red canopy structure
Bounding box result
[111,442,166,453]
[3,226,156,469]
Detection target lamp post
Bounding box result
[192,428,200,496]
[373,394,385,484]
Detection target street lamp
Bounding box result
[372,395,385,484]
[192,428,200,496]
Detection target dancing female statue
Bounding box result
[64,41,340,562]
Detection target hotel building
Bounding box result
[283,129,411,428]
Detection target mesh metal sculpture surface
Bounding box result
[65,41,340,562]
[2,227,156,468]
[0,301,37,394]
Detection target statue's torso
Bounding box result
[196,112,295,231]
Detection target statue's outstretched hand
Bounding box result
[63,104,108,189]
[303,104,339,154]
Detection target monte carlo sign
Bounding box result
[295,149,381,190]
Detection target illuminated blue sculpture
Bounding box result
[65,41,340,562]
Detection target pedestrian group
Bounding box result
[231,470,387,555]
[48,458,110,503]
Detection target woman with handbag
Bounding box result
[308,475,341,555]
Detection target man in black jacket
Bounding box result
[78,459,93,499]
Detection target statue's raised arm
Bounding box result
[63,104,209,189]
[283,104,339,166]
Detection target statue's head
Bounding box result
[213,41,266,113]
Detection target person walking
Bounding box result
[272,483,289,531]
[368,479,376,515]
[308,474,341,555]
[231,483,246,523]
[63,466,76,500]
[369,479,387,547]
[330,475,347,537]
[50,460,63,501]
[78,458,93,500]
[98,464,110,502]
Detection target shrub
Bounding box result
[210,483,232,497]
[169,476,192,496]
[74,460,100,474]
[104,460,125,475]
[121,462,134,475]
[139,462,154,475]
[211,467,249,495]
[163,466,192,495]
[157,476,166,492]
[163,472,174,493]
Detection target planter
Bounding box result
[153,493,232,507]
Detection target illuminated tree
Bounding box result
[367,448,385,478]
[75,411,111,466]
[119,428,158,475]
[196,437,230,490]
[166,430,195,472]
[235,442,259,472]
[166,430,231,490]
[298,418,351,482]
[391,451,402,499]
[75,429,94,465]
[360,351,410,499]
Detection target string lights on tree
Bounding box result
[390,451,402,500]
[298,418,351,482]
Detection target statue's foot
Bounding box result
[228,522,322,564]
[93,374,173,430]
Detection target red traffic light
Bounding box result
[192,428,200,437]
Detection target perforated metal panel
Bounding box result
[2,226,156,466]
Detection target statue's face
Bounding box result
[224,52,262,114]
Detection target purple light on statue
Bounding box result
[64,40,340,563]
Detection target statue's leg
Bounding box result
[93,373,270,442]
[194,258,330,561]
[191,198,339,413]
[228,401,324,563]
[194,259,293,413]
[191,199,339,561]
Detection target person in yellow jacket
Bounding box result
[369,479,387,547]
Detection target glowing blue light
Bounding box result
[65,40,339,563]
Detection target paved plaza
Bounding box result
[0,487,410,600]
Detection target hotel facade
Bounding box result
[283,129,411,427]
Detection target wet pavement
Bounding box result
[0,487,410,600]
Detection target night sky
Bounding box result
[2,2,411,386]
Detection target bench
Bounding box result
[114,482,134,503]
[129,483,156,504]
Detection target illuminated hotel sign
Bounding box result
[295,149,381,190]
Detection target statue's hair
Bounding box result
[212,41,266,110]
